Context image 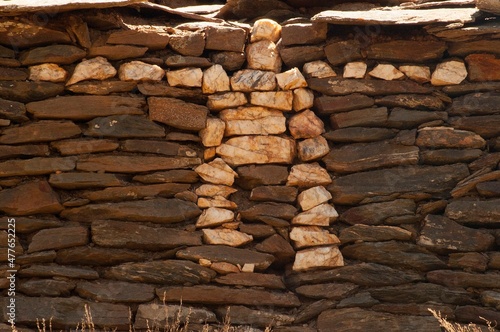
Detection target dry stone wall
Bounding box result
[0,4,500,331]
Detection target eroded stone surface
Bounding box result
[287,163,332,187]
[149,97,208,131]
[166,67,203,87]
[250,19,282,43]
[230,69,276,92]
[289,110,325,139]
[66,56,117,85]
[118,61,164,82]
[293,246,344,272]
[196,207,235,228]
[246,40,282,72]
[220,106,286,136]
[29,63,67,82]
[195,158,238,186]
[202,228,253,247]
[202,64,230,94]
[431,61,468,86]
[290,226,340,249]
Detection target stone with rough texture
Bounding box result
[205,25,247,52]
[239,223,275,239]
[250,186,298,203]
[250,91,293,111]
[207,92,247,111]
[276,67,307,90]
[66,81,137,95]
[303,60,336,79]
[416,127,486,149]
[118,61,164,82]
[133,170,198,184]
[198,197,237,210]
[280,45,325,68]
[202,64,230,94]
[250,19,282,43]
[296,283,358,300]
[281,22,327,46]
[367,40,446,62]
[88,45,148,60]
[448,92,500,116]
[107,30,170,50]
[210,51,246,71]
[220,106,286,136]
[0,81,64,103]
[76,280,155,303]
[61,198,201,223]
[18,279,74,297]
[399,65,431,83]
[450,115,500,139]
[195,184,237,198]
[291,203,339,226]
[324,40,362,66]
[315,94,374,115]
[240,203,297,222]
[216,306,294,328]
[255,233,295,263]
[0,19,71,48]
[0,120,81,144]
[236,165,288,189]
[290,226,340,249]
[28,226,88,253]
[135,304,216,329]
[166,67,203,87]
[66,56,117,85]
[19,264,98,279]
[297,186,332,211]
[85,115,165,138]
[0,98,28,122]
[377,95,445,111]
[293,246,344,272]
[465,54,500,82]
[289,109,325,139]
[287,163,332,188]
[427,270,500,289]
[330,107,388,129]
[293,88,314,111]
[202,228,253,247]
[449,252,489,272]
[431,61,468,86]
[0,157,76,177]
[51,139,119,156]
[340,225,412,244]
[246,40,282,72]
[445,199,500,225]
[297,136,330,162]
[387,108,447,129]
[343,61,367,79]
[195,158,238,186]
[216,135,296,166]
[55,247,168,266]
[138,82,206,104]
[148,97,208,131]
[49,172,123,189]
[0,180,62,216]
[323,127,396,143]
[165,55,211,68]
[0,145,49,160]
[121,140,195,157]
[81,183,190,202]
[77,155,200,173]
[477,182,500,197]
[200,117,225,147]
[169,31,205,56]
[369,64,404,81]
[455,306,500,326]
[29,63,67,82]
[196,207,235,228]
[230,69,276,92]
[340,199,416,226]
[20,45,86,66]
[369,283,473,305]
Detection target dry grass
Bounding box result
[428,309,497,332]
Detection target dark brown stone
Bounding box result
[215,272,286,289]
[157,285,300,307]
[19,264,99,279]
[324,141,419,173]
[294,299,336,325]
[0,181,63,215]
[452,169,500,198]
[340,225,412,244]
[279,45,325,68]
[0,120,81,144]
[296,282,358,299]
[330,107,388,129]
[372,303,455,317]
[16,250,56,265]
[323,127,396,143]
[0,217,62,234]
[314,93,374,115]
[376,94,445,111]
[121,139,196,157]
[0,45,14,58]
[210,51,246,71]
[61,198,201,223]
[324,40,362,66]
[455,306,500,326]
[417,215,495,253]
[369,283,473,305]
[466,53,500,82]
[308,78,432,96]
[236,165,289,190]
[222,0,293,19]
[420,149,483,165]
[328,164,469,205]
[468,152,500,172]
[169,31,205,56]
[76,155,201,173]
[317,308,440,332]
[66,80,137,95]
[0,81,64,102]
[51,139,119,156]
[165,55,212,68]
[451,115,500,139]
[0,19,71,48]
[133,170,199,184]
[148,97,208,131]
[448,92,500,116]
[49,172,124,189]
[20,45,86,65]
[488,252,500,269]
[0,98,28,122]
[445,199,500,225]
[27,96,145,120]
[477,181,500,197]
[85,115,165,138]
[366,40,446,62]
[0,58,20,67]
[88,45,148,60]
[449,252,489,272]
[176,245,275,270]
[215,306,294,328]
[138,82,207,104]
[281,23,327,46]
[82,183,190,201]
[91,220,201,250]
[107,30,170,50]
[205,25,247,52]
[342,241,446,271]
[239,223,275,238]
[255,234,295,263]
[416,127,486,149]
[18,279,75,297]
[0,145,49,160]
[427,270,500,288]
[135,303,216,328]
[0,67,28,81]
[449,40,500,57]
[28,226,88,253]
[240,203,297,222]
[104,260,215,284]
[443,82,500,97]
[76,280,155,303]
[336,291,379,308]
[250,186,298,203]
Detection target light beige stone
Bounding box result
[216,135,296,166]
[200,118,225,147]
[118,61,164,82]
[399,65,431,83]
[368,64,404,81]
[230,69,276,92]
[199,258,212,267]
[66,56,117,85]
[221,221,240,230]
[196,207,235,228]
[195,184,237,198]
[246,40,282,72]
[166,67,203,87]
[250,91,293,111]
[29,63,67,82]
[241,263,255,272]
[288,110,325,139]
[290,226,341,249]
[293,88,314,112]
[202,64,230,94]
[250,19,282,43]
[275,67,307,90]
[303,60,337,79]
[220,106,286,136]
[198,196,238,210]
[202,228,253,247]
[431,61,468,86]
[211,261,240,274]
[195,158,238,186]
[204,147,216,161]
[292,245,344,271]
[291,203,339,226]
[207,92,247,111]
[297,186,332,211]
[287,163,332,187]
[343,61,367,79]
[297,136,330,162]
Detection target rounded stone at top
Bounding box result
[250,19,282,43]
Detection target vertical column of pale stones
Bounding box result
[195,19,344,272]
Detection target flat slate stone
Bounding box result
[449,40,500,57]
[132,170,199,184]
[49,172,124,189]
[376,94,445,111]
[314,93,374,115]
[443,82,500,96]
[466,53,500,82]
[205,25,247,52]
[0,98,28,122]
[148,97,208,131]
[92,220,201,250]
[0,145,49,160]
[76,155,201,173]
[51,139,119,156]
[0,120,81,144]
[369,283,473,305]
[27,96,145,120]
[250,186,298,203]
[340,199,416,226]
[477,181,500,197]
[88,45,148,60]
[28,226,88,253]
[76,280,155,303]
[215,272,285,289]
[0,67,28,81]
[121,140,195,157]
[104,260,215,284]
[308,78,431,96]
[448,92,500,116]
[0,180,63,215]
[445,199,500,225]
[328,164,469,205]
[0,156,76,177]
[240,203,297,222]
[416,127,486,149]
[296,282,358,300]
[330,107,388,129]
[280,45,325,68]
[61,198,201,223]
[216,305,294,328]
[157,285,301,307]
[340,225,412,244]
[427,270,500,289]
[20,45,86,65]
[0,81,64,102]
[366,40,446,62]
[236,165,289,190]
[450,115,500,139]
[18,279,75,297]
[0,217,62,234]
[177,245,275,270]
[82,183,190,201]
[255,234,296,263]
[85,115,165,138]
[420,149,483,166]
[107,30,170,50]
[387,108,447,129]
[323,127,396,143]
[0,19,71,48]
[19,264,99,279]
[66,81,137,95]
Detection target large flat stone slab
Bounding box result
[0,180,63,215]
[76,280,155,303]
[84,115,165,138]
[76,155,201,173]
[340,199,416,226]
[28,226,88,253]
[0,120,81,144]
[148,97,208,131]
[0,81,64,102]
[427,270,500,289]
[445,199,500,225]
[450,115,500,138]
[49,172,124,189]
[0,157,76,177]
[0,19,70,48]
[81,183,190,201]
[366,40,446,62]
[307,78,431,96]
[0,145,49,160]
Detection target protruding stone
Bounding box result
[293,88,314,112]
[29,64,67,82]
[20,45,86,66]
[165,55,211,68]
[289,109,325,139]
[246,40,282,72]
[195,158,238,186]
[340,199,416,226]
[297,186,332,211]
[276,67,307,90]
[210,51,246,71]
[303,60,336,79]
[344,62,367,79]
[28,226,88,253]
[324,40,362,66]
[431,61,467,86]
[465,53,500,82]
[298,136,330,162]
[198,197,237,210]
[250,91,293,111]
[66,57,116,85]
[416,127,486,149]
[169,31,205,56]
[287,163,331,187]
[250,19,282,43]
[330,107,388,129]
[369,64,404,81]
[202,228,253,247]
[0,120,81,144]
[149,97,208,131]
[293,246,343,272]
[107,30,170,50]
[236,165,289,190]
[250,186,298,203]
[340,225,412,244]
[230,69,276,92]
[220,106,286,136]
[196,207,235,228]
[207,92,248,111]
[0,181,63,215]
[290,226,340,249]
[85,115,165,138]
[291,203,339,226]
[202,64,230,94]
[281,22,327,46]
[205,25,247,52]
[199,117,225,147]
[399,65,431,83]
[195,184,237,198]
[166,67,203,87]
[118,61,164,82]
